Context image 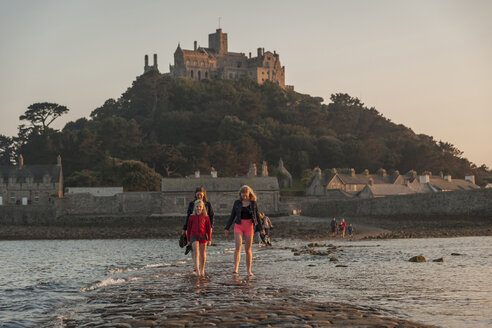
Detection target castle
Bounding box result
[144,28,292,89]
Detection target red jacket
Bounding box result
[187,214,211,241]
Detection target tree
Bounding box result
[0,135,15,165]
[118,160,162,191]
[20,102,69,130]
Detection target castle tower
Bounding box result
[208,28,228,54]
[144,54,159,73]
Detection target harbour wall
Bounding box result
[301,189,492,218]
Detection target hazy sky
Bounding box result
[1,0,491,168]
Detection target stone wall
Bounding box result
[301,189,492,218]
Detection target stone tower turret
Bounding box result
[208,28,228,54]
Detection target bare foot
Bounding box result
[248,272,254,276]
[232,271,238,274]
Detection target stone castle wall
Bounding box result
[301,189,492,218]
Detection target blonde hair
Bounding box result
[238,185,257,202]
[193,200,208,216]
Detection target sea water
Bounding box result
[0,237,490,327]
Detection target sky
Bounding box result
[1,0,491,168]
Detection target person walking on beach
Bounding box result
[182,187,215,252]
[348,223,354,241]
[331,217,337,237]
[340,218,347,239]
[262,213,273,246]
[224,185,264,276]
[186,200,211,276]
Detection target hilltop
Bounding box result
[14,71,491,187]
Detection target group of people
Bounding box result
[330,217,354,240]
[181,185,267,277]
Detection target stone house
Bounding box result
[0,155,63,205]
[417,173,479,192]
[161,168,280,216]
[306,168,403,196]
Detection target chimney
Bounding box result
[363,169,369,176]
[249,52,251,59]
[313,167,322,178]
[144,54,149,67]
[18,154,23,168]
[332,168,337,174]
[57,155,62,166]
[465,175,475,184]
[369,178,374,186]
[350,168,355,177]
[378,168,387,176]
[153,54,158,69]
[247,163,257,178]
[261,161,268,177]
[262,48,265,55]
[194,170,200,178]
[444,175,452,182]
[194,41,197,51]
[418,174,430,184]
[257,48,262,57]
[211,167,217,178]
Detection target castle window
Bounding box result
[191,70,194,78]
[205,72,208,78]
[198,71,201,80]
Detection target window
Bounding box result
[193,60,197,66]
[201,61,204,67]
[186,60,190,66]
[205,72,208,78]
[175,197,185,206]
[198,71,201,80]
[191,70,194,78]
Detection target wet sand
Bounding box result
[53,243,436,328]
[1,214,490,240]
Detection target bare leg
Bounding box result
[244,234,253,276]
[199,242,207,276]
[192,241,199,275]
[233,232,243,274]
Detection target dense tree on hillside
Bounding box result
[11,73,491,186]
[20,102,69,130]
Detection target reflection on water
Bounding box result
[0,237,490,328]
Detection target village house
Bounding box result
[0,155,63,205]
[307,167,479,198]
[306,167,403,196]
[161,164,280,216]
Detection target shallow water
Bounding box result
[0,237,490,327]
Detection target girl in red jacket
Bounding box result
[187,200,211,276]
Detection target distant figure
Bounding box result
[255,213,265,247]
[187,200,211,276]
[262,214,273,246]
[348,223,354,241]
[224,185,264,276]
[331,217,337,237]
[340,218,347,239]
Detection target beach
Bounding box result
[1,214,490,240]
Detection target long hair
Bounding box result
[193,199,208,216]
[194,186,208,202]
[238,185,257,202]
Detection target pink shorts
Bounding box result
[234,219,254,236]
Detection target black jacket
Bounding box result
[183,200,214,230]
[224,200,263,231]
